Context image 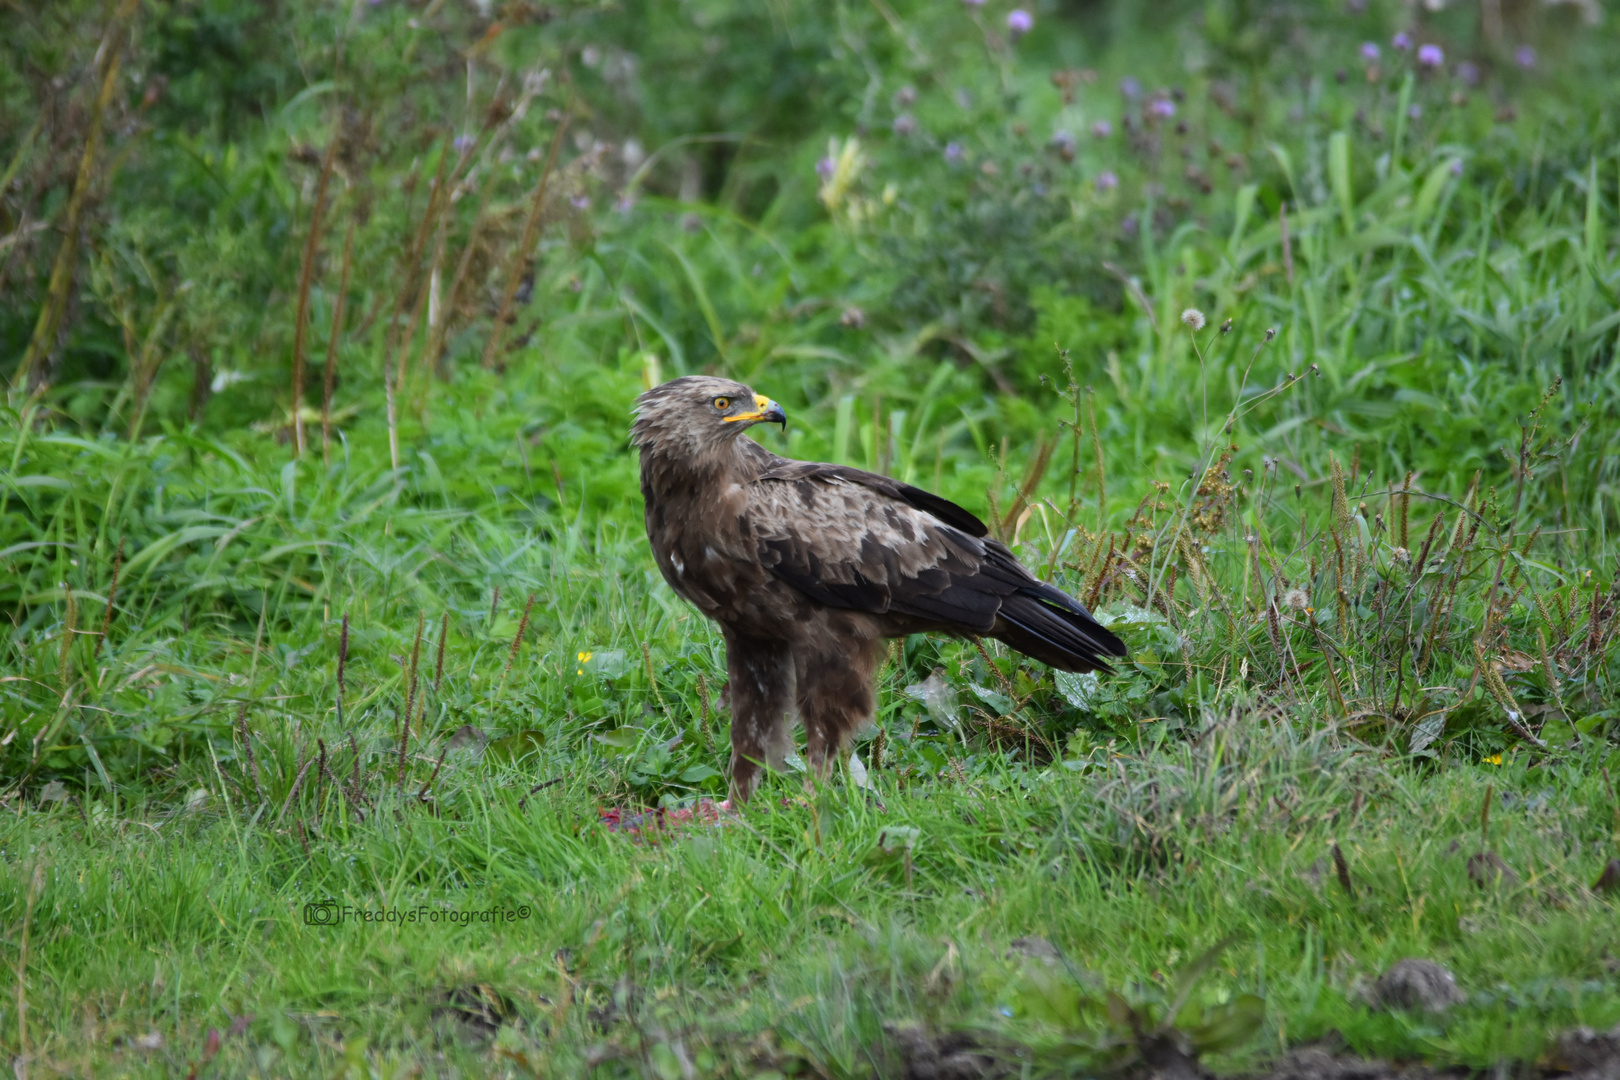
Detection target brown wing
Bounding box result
[745,460,1125,672]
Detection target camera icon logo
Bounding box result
[303,900,339,926]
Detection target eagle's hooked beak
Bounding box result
[724,393,787,432]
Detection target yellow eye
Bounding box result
[713,397,731,410]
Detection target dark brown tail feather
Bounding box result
[993,585,1126,673]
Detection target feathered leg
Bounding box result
[724,631,796,802]
[795,613,885,777]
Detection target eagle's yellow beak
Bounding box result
[723,393,787,431]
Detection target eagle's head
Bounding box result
[630,376,786,458]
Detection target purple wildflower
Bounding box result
[453,134,476,155]
[1050,130,1076,152]
[1094,170,1119,192]
[892,113,918,136]
[1457,60,1480,85]
[1006,8,1033,35]
[1515,45,1536,69]
[1449,159,1464,176]
[894,85,917,107]
[570,194,591,211]
[1120,76,1142,98]
[1417,44,1443,68]
[1090,119,1114,138]
[615,194,636,214]
[1147,98,1176,120]
[1407,103,1422,120]
[1392,31,1412,52]
[816,156,835,182]
[944,141,965,165]
[1360,42,1380,63]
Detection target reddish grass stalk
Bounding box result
[94,536,124,659]
[336,613,350,694]
[498,594,537,693]
[428,169,497,376]
[322,217,357,464]
[400,611,424,791]
[481,113,570,370]
[433,611,448,690]
[292,130,340,455]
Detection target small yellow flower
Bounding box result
[577,651,592,676]
[1482,753,1502,765]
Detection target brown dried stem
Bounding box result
[321,217,357,464]
[481,113,570,369]
[14,0,138,395]
[292,129,341,454]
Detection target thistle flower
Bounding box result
[1006,8,1033,35]
[1049,130,1076,160]
[1147,98,1176,120]
[1094,170,1118,192]
[1417,44,1443,68]
[1359,42,1380,63]
[1392,31,1412,51]
[1457,60,1480,85]
[1090,119,1113,138]
[1180,308,1206,331]
[1119,76,1142,98]
[1515,45,1536,69]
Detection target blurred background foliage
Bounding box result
[3,0,1620,792]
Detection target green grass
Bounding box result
[4,0,1620,1074]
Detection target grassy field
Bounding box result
[4,0,1620,1075]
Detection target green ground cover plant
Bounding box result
[3,0,1620,1075]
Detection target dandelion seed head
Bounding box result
[1181,308,1206,331]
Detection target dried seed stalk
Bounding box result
[482,113,570,369]
[322,217,357,464]
[292,128,340,455]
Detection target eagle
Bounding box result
[632,375,1126,801]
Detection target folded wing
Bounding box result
[749,460,1125,672]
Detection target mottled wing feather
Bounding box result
[745,459,1125,671]
[755,457,988,538]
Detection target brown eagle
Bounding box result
[632,375,1126,801]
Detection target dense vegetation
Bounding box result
[3,0,1620,1075]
